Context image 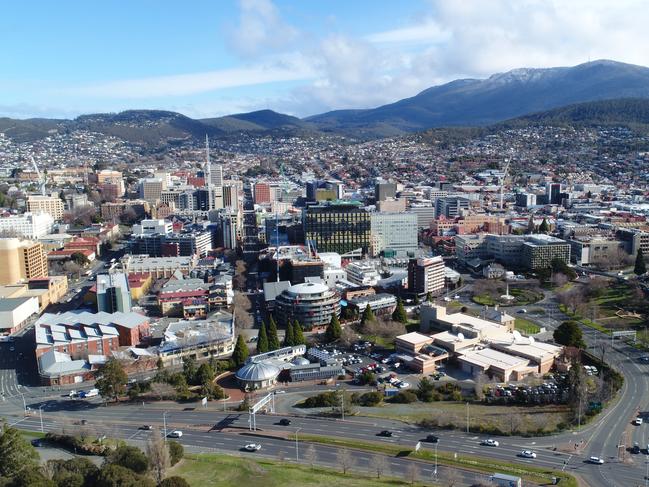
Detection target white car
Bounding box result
[520,450,537,459]
[634,417,644,425]
[244,443,261,452]
[588,456,605,464]
[398,382,410,389]
[167,430,183,438]
[481,439,499,447]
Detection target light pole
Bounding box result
[163,411,169,442]
[434,441,438,479]
[466,402,469,433]
[645,454,648,487]
[295,427,301,462]
[20,392,26,415]
[340,392,345,421]
[38,405,44,433]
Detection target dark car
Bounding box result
[278,418,291,426]
[31,439,43,447]
[425,434,439,443]
[378,430,393,437]
[140,425,153,431]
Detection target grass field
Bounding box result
[171,453,427,487]
[515,317,541,335]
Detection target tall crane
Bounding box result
[30,156,46,196]
[499,158,511,211]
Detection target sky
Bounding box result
[3,0,649,120]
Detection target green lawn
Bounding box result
[515,317,540,335]
[172,453,427,487]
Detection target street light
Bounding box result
[434,441,438,479]
[466,402,469,433]
[19,392,26,415]
[295,427,301,462]
[38,405,44,433]
[163,411,170,442]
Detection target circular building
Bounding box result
[235,361,281,390]
[291,356,311,366]
[274,282,340,330]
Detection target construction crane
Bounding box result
[30,156,46,196]
[499,158,511,211]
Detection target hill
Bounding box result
[307,60,649,136]
[202,109,314,133]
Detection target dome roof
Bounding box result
[235,361,281,382]
[291,356,311,366]
[287,282,329,296]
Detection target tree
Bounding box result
[567,361,589,423]
[195,363,215,387]
[70,251,90,267]
[553,321,586,348]
[47,458,98,487]
[392,298,408,324]
[371,453,389,479]
[106,445,149,474]
[538,217,549,233]
[167,441,184,466]
[267,316,280,351]
[182,356,197,385]
[336,448,355,475]
[257,321,269,353]
[232,335,249,367]
[95,359,128,402]
[417,377,436,402]
[360,304,376,326]
[146,432,170,486]
[94,464,155,487]
[293,320,305,346]
[62,260,82,278]
[635,248,646,275]
[325,314,342,342]
[6,469,55,487]
[413,294,420,305]
[426,292,433,302]
[526,215,536,234]
[160,478,190,487]
[0,421,39,479]
[283,320,294,347]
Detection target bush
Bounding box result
[106,445,149,474]
[160,477,190,487]
[95,464,155,487]
[300,392,339,408]
[168,441,184,466]
[450,390,463,401]
[44,433,112,456]
[354,391,383,407]
[388,390,418,404]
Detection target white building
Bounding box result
[27,195,65,220]
[345,261,381,286]
[132,219,173,235]
[0,212,54,239]
[370,212,418,257]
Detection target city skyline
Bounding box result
[3,0,649,119]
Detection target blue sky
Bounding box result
[2,0,648,119]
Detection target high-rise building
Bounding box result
[222,185,239,209]
[96,272,132,313]
[0,213,54,239]
[370,212,418,257]
[375,181,397,202]
[254,182,272,204]
[132,219,172,236]
[211,164,224,187]
[27,195,65,220]
[0,238,48,285]
[434,197,471,218]
[546,183,562,205]
[407,202,436,229]
[97,170,126,197]
[407,256,445,296]
[140,178,166,203]
[303,201,370,257]
[515,193,537,208]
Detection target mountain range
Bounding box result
[3,59,649,145]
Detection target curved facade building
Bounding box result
[235,361,281,390]
[275,282,340,330]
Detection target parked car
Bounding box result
[244,443,261,452]
[481,439,499,447]
[167,430,183,438]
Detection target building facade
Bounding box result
[0,238,48,285]
[407,256,445,295]
[274,282,341,330]
[27,195,65,220]
[303,201,370,257]
[370,212,418,257]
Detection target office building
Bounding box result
[210,164,224,187]
[100,200,150,221]
[96,273,132,313]
[407,202,436,229]
[407,256,445,296]
[546,183,562,205]
[0,213,54,239]
[303,201,370,257]
[223,184,239,208]
[140,178,167,203]
[254,182,272,204]
[64,193,89,211]
[97,170,125,197]
[27,195,65,220]
[375,181,397,202]
[274,282,341,330]
[132,219,172,236]
[435,197,471,218]
[370,212,418,257]
[515,193,537,208]
[0,238,49,285]
[345,261,381,286]
[521,235,571,269]
[121,255,197,279]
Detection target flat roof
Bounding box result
[458,348,529,371]
[396,332,434,346]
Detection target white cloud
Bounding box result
[73,56,316,99]
[227,0,300,58]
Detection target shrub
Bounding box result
[160,477,190,487]
[354,391,383,407]
[168,441,184,466]
[106,445,149,474]
[388,390,417,404]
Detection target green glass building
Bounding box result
[303,201,370,258]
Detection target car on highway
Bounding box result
[424,434,439,443]
[519,450,537,459]
[167,430,183,438]
[588,456,605,464]
[378,430,393,437]
[244,443,261,452]
[278,418,291,426]
[481,439,499,447]
[517,309,528,314]
[9,346,14,352]
[634,417,644,425]
[140,425,153,430]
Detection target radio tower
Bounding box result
[205,134,213,211]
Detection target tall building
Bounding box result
[435,197,471,218]
[0,238,48,285]
[407,202,436,229]
[370,212,418,257]
[274,282,340,329]
[407,256,445,296]
[97,170,125,197]
[515,193,537,208]
[96,272,132,313]
[0,213,54,239]
[27,195,64,220]
[223,184,239,209]
[375,181,397,202]
[303,201,370,257]
[64,193,89,211]
[140,178,166,203]
[254,182,272,204]
[211,164,224,187]
[546,183,562,205]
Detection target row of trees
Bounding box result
[256,316,307,354]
